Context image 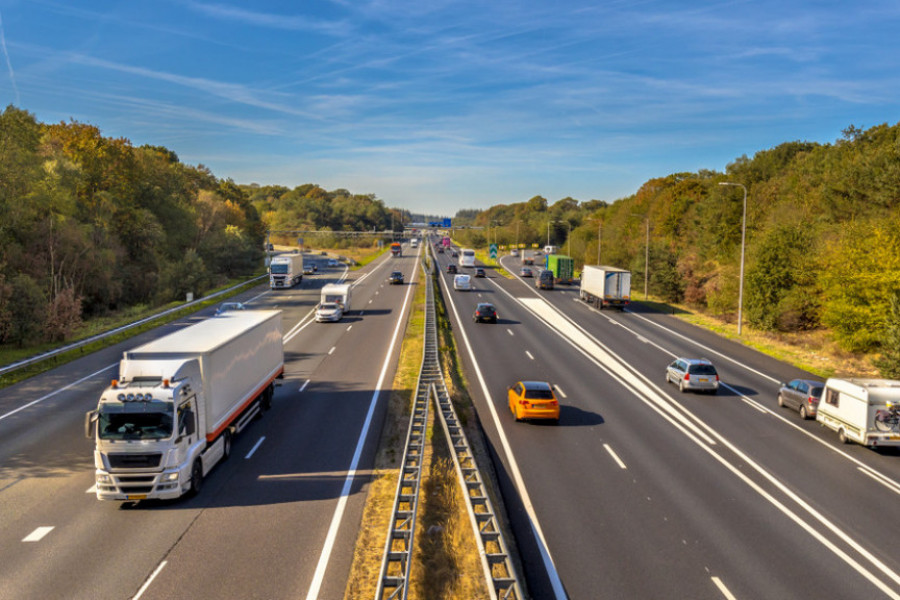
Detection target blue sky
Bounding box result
[1,1,899,216]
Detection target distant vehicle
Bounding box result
[453,274,472,291]
[320,283,351,312]
[85,310,283,500]
[510,248,519,257]
[460,248,476,267]
[473,303,498,323]
[519,267,533,277]
[816,378,900,447]
[315,302,344,323]
[388,270,404,284]
[437,246,445,254]
[666,358,719,394]
[391,242,402,257]
[451,250,459,258]
[536,269,554,290]
[508,381,560,423]
[269,253,303,289]
[523,256,534,265]
[778,379,824,419]
[410,238,419,248]
[303,264,315,275]
[328,258,340,267]
[545,254,574,282]
[215,301,246,315]
[580,265,631,310]
[442,236,451,247]
[447,264,458,274]
[474,267,486,278]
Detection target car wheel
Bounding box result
[678,379,686,393]
[190,460,203,496]
[799,404,808,420]
[777,394,784,407]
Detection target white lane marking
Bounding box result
[525,351,534,360]
[858,466,900,496]
[86,484,96,494]
[328,347,336,355]
[132,560,167,600]
[0,363,117,423]
[711,576,738,600]
[245,436,265,459]
[502,292,900,597]
[22,526,54,542]
[299,380,310,393]
[346,325,352,331]
[438,270,566,599]
[604,444,627,469]
[553,385,567,398]
[507,329,514,336]
[368,299,373,304]
[305,254,420,600]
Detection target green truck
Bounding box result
[545,254,574,283]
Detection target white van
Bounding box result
[453,274,472,291]
[815,378,900,447]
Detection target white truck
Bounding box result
[580,265,631,310]
[269,252,304,289]
[85,310,284,501]
[321,283,352,311]
[816,378,900,448]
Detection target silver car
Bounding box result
[666,358,719,394]
[777,379,823,419]
[315,302,344,322]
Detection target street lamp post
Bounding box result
[587,218,602,265]
[630,214,650,300]
[719,182,748,335]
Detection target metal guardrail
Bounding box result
[376,247,523,600]
[0,275,266,378]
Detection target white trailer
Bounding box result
[85,310,284,500]
[816,378,900,447]
[580,265,631,310]
[269,252,304,289]
[321,283,352,311]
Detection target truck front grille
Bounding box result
[108,452,162,468]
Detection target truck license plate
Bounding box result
[126,494,147,501]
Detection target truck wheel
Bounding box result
[190,460,203,496]
[222,430,232,460]
[261,384,273,412]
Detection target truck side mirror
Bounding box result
[85,410,98,439]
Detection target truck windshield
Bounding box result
[98,400,174,440]
[270,264,289,274]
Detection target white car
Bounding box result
[328,259,340,267]
[315,302,344,322]
[453,274,472,291]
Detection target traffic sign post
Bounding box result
[489,243,498,260]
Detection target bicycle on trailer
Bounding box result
[874,401,900,432]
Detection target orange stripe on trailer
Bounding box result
[206,366,284,442]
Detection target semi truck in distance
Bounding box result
[545,254,574,283]
[321,283,352,311]
[580,265,631,310]
[269,252,304,289]
[391,242,402,257]
[85,310,284,501]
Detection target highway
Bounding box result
[0,246,421,600]
[432,238,900,600]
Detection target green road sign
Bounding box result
[489,243,498,259]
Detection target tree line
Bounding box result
[450,122,900,365]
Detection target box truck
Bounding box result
[816,378,900,447]
[580,265,631,310]
[321,283,352,311]
[545,254,574,283]
[390,242,402,257]
[85,310,284,500]
[269,252,303,288]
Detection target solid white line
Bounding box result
[132,560,167,600]
[299,380,310,393]
[22,526,54,542]
[525,351,535,360]
[245,436,265,459]
[305,251,419,600]
[346,325,352,331]
[0,363,117,423]
[86,484,96,494]
[711,576,738,600]
[507,329,514,336]
[553,385,566,398]
[604,444,627,469]
[328,347,336,355]
[858,466,900,496]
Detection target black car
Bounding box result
[437,247,445,253]
[475,267,486,278]
[388,270,404,284]
[473,303,498,323]
[447,264,458,274]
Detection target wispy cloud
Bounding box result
[184,1,350,35]
[0,11,20,105]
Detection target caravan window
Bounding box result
[825,387,840,407]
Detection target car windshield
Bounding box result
[688,364,717,375]
[392,272,402,277]
[98,400,174,440]
[524,389,555,400]
[270,264,289,274]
